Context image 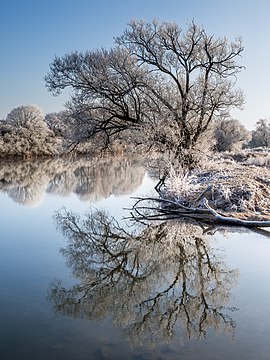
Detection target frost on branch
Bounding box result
[131,161,270,227]
[45,19,244,166]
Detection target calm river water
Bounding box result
[0,156,270,360]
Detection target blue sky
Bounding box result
[0,0,270,129]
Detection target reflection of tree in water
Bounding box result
[49,209,239,347]
[0,156,145,206]
[0,160,51,206]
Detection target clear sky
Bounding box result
[0,0,270,129]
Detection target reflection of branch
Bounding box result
[49,208,239,347]
[200,224,270,241]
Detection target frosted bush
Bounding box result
[163,161,270,215]
[246,154,270,166]
[0,105,63,158]
[0,127,62,158]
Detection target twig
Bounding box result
[131,196,209,213]
[154,173,167,195]
[195,185,212,203]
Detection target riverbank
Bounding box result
[132,152,270,226]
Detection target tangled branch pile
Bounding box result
[131,161,270,227]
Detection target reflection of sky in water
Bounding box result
[0,160,158,359]
[212,231,270,358]
[0,158,270,359]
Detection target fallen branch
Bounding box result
[203,199,270,227]
[131,197,210,213]
[129,196,270,228]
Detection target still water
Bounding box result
[0,156,270,360]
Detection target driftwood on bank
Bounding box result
[129,196,270,228]
[138,161,270,228]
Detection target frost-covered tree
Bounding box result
[45,109,94,145]
[45,111,66,136]
[215,118,250,152]
[6,105,45,129]
[0,105,62,158]
[45,19,244,166]
[45,110,75,139]
[249,119,270,148]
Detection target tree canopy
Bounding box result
[45,19,244,166]
[0,105,62,158]
[249,119,270,148]
[214,118,250,152]
[6,105,45,129]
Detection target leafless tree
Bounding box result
[45,111,71,137]
[45,20,244,166]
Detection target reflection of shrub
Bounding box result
[0,155,146,205]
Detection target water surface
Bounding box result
[0,156,270,359]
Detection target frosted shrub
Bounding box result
[165,166,200,201]
[0,105,63,158]
[162,160,270,215]
[246,154,270,166]
[0,124,62,158]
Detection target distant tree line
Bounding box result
[214,117,270,151]
[0,103,270,159]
